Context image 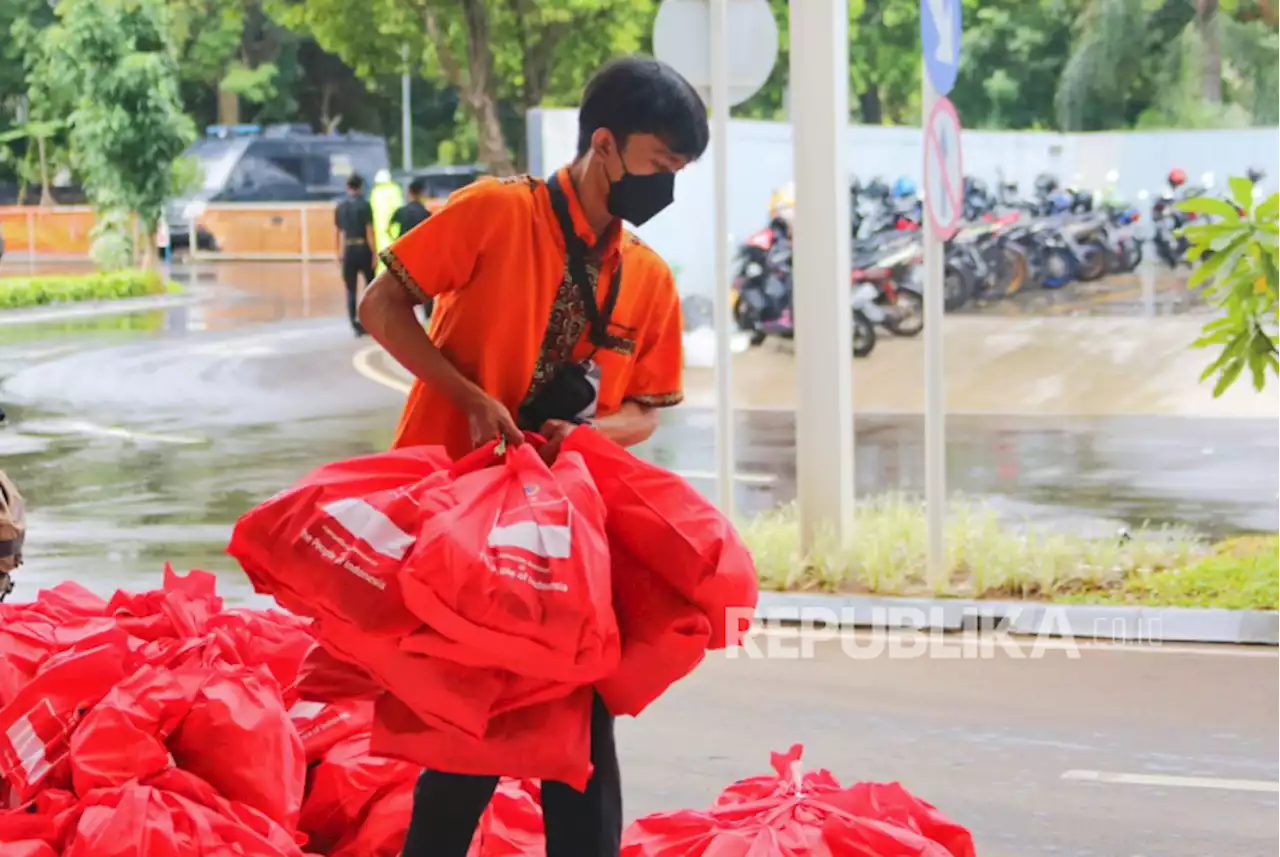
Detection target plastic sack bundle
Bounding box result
[620,745,975,857]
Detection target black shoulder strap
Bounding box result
[547,173,623,348]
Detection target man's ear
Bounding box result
[591,127,617,159]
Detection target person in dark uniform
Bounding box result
[334,174,376,336]
[389,177,431,240]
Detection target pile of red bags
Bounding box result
[227,428,761,790]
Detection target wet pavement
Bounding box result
[2,260,1277,855]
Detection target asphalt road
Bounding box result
[621,634,1278,857]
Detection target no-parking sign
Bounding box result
[922,96,964,241]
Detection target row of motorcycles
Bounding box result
[730,167,1267,358]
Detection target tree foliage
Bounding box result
[28,0,195,267]
[1179,177,1279,396]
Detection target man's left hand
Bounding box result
[538,419,577,465]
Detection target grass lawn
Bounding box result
[0,270,178,309]
[740,498,1277,610]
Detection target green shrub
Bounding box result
[0,270,174,309]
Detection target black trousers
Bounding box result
[400,693,621,857]
[341,244,375,328]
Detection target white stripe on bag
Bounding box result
[322,498,415,560]
[6,702,54,783]
[487,521,573,559]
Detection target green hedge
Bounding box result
[0,270,175,309]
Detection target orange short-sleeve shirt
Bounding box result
[380,167,684,458]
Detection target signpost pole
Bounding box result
[791,0,854,552]
[401,45,413,172]
[921,76,947,584]
[920,0,961,583]
[710,0,734,516]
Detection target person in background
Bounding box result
[334,173,376,337]
[358,56,708,857]
[389,177,432,241]
[370,168,405,275]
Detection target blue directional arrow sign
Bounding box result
[921,0,962,97]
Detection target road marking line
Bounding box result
[58,420,205,446]
[749,627,1277,658]
[353,344,412,395]
[1061,770,1279,793]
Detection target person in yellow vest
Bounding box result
[369,169,404,273]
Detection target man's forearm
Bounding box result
[592,401,659,448]
[366,225,377,251]
[358,273,479,406]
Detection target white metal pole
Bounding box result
[791,0,854,552]
[921,75,947,582]
[26,209,35,274]
[710,0,734,516]
[401,45,413,172]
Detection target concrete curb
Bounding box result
[754,592,1279,646]
[0,293,200,327]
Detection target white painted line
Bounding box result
[58,420,205,446]
[749,627,1279,658]
[1062,770,1279,793]
[352,344,411,395]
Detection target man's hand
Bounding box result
[459,388,523,449]
[537,419,577,465]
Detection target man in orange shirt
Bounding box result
[358,57,707,857]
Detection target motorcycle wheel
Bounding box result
[733,297,768,346]
[884,290,924,337]
[1121,238,1142,272]
[1000,245,1030,297]
[852,310,876,357]
[1075,242,1109,281]
[1038,247,1075,289]
[943,262,974,312]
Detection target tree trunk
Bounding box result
[425,1,516,176]
[858,87,883,124]
[1196,0,1222,104]
[36,137,54,207]
[217,84,241,125]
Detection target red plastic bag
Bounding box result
[562,428,758,651]
[298,731,418,852]
[328,777,417,857]
[0,789,81,852]
[68,661,211,795]
[468,779,545,856]
[371,685,596,791]
[167,663,307,831]
[202,608,316,693]
[0,642,128,802]
[105,565,222,642]
[63,782,307,857]
[227,446,452,634]
[290,697,375,763]
[295,643,384,703]
[0,615,128,707]
[594,546,711,717]
[830,783,975,857]
[399,440,618,684]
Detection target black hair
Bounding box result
[346,174,364,191]
[407,177,427,196]
[576,56,709,161]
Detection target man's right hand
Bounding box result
[459,388,523,449]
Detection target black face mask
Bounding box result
[606,162,675,227]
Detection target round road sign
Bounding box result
[920,0,963,97]
[652,0,779,108]
[923,96,964,240]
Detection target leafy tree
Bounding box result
[29,0,195,268]
[1179,177,1279,396]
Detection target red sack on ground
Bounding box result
[0,642,128,802]
[298,731,418,852]
[63,781,307,857]
[5,843,58,857]
[594,546,711,717]
[295,643,384,703]
[561,428,758,651]
[290,697,375,763]
[621,746,965,857]
[106,565,222,642]
[0,581,106,623]
[0,614,128,707]
[399,440,618,684]
[167,662,306,831]
[468,779,545,856]
[202,608,316,694]
[328,776,417,857]
[68,662,211,795]
[370,685,595,791]
[0,788,81,852]
[145,767,307,855]
[226,446,452,634]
